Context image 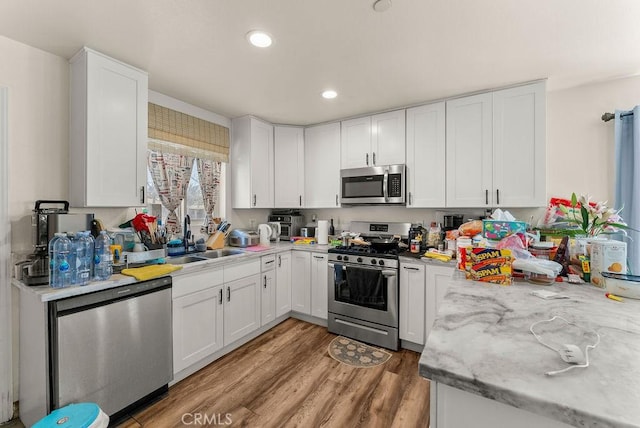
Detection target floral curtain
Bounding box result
[197,159,222,234]
[148,150,195,235]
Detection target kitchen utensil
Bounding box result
[267,221,281,241]
[228,229,260,247]
[369,237,399,251]
[258,224,272,245]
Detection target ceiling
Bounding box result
[1,0,640,126]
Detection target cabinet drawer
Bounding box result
[172,268,223,299]
[224,259,261,283]
[261,255,276,271]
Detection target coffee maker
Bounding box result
[19,200,94,285]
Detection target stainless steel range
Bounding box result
[327,221,410,350]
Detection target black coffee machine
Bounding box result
[19,200,94,285]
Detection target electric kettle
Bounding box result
[257,224,273,245]
[267,222,281,241]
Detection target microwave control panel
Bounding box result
[388,174,402,197]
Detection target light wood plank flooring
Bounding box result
[117,318,430,427]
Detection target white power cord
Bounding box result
[530,315,600,376]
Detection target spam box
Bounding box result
[460,247,513,285]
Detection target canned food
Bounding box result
[410,239,420,253]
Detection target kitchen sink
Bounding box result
[198,249,244,259]
[165,255,207,264]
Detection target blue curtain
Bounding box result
[614,106,640,274]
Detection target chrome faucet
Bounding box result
[183,214,191,252]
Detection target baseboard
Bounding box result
[290,312,328,327]
[400,339,425,353]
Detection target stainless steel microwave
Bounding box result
[340,164,406,205]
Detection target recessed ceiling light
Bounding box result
[322,90,338,99]
[373,0,392,12]
[246,30,272,48]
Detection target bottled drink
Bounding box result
[68,233,77,285]
[329,218,335,236]
[48,232,63,286]
[94,230,113,281]
[75,231,93,286]
[52,234,72,288]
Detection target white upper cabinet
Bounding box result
[492,82,546,207]
[406,102,446,208]
[69,47,148,207]
[341,110,406,168]
[304,122,341,208]
[274,126,304,208]
[231,116,274,208]
[446,82,546,208]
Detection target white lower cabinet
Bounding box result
[223,273,261,346]
[291,251,311,314]
[425,264,455,340]
[172,269,224,374]
[261,255,277,326]
[399,262,426,345]
[310,253,328,320]
[276,252,292,317]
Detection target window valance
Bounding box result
[148,102,229,162]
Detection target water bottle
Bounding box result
[94,230,113,281]
[48,233,63,286]
[52,234,72,288]
[68,233,77,285]
[75,231,93,286]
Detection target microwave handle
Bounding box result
[383,167,389,202]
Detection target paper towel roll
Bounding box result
[317,220,329,245]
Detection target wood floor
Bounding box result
[116,318,430,428]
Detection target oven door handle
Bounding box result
[381,270,397,277]
[328,263,396,277]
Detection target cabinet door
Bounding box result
[406,103,446,208]
[425,264,455,340]
[371,110,406,166]
[70,48,148,207]
[291,251,311,314]
[446,93,493,207]
[261,270,276,326]
[276,252,292,317]
[310,254,328,320]
[172,285,224,373]
[223,274,261,346]
[274,126,305,208]
[304,123,341,208]
[493,82,546,207]
[341,116,371,168]
[399,263,426,345]
[250,119,275,208]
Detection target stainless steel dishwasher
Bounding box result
[48,276,173,418]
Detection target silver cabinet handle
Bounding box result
[219,288,223,305]
[265,259,275,265]
[496,189,500,205]
[485,189,489,205]
[264,275,267,288]
[314,255,324,259]
[278,255,281,267]
[253,194,257,206]
[227,286,230,302]
[299,195,302,206]
[403,266,420,271]
[409,191,412,206]
[140,186,145,204]
[366,153,369,166]
[335,194,338,206]
[372,152,376,166]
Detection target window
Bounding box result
[146,162,225,241]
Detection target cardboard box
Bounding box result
[591,240,627,288]
[461,247,513,285]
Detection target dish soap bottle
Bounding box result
[329,219,335,236]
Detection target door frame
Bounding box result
[0,86,13,422]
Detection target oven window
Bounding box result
[334,265,387,311]
[342,176,384,198]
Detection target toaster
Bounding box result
[228,229,260,247]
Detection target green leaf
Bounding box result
[580,206,589,232]
[571,193,578,207]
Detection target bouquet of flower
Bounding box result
[557,193,630,237]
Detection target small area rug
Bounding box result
[327,336,392,368]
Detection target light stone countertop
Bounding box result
[13,241,330,302]
[419,273,640,428]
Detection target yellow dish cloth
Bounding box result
[121,264,183,281]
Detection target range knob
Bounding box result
[343,256,349,262]
[357,257,363,263]
[337,255,342,261]
[371,259,377,265]
[379,260,385,266]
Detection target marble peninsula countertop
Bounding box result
[419,273,640,428]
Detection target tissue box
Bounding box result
[460,247,513,285]
[482,220,527,240]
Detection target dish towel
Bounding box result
[121,264,183,281]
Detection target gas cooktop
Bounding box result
[329,245,405,259]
